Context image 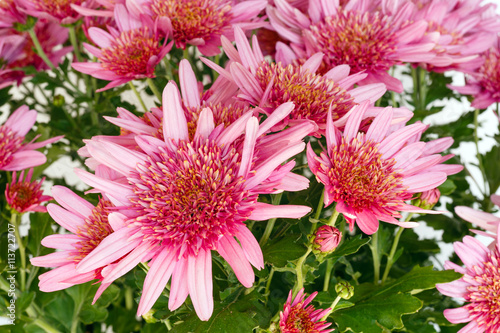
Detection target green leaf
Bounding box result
[333,266,461,333]
[79,303,108,325]
[327,235,371,264]
[483,144,500,194]
[263,234,306,267]
[170,289,271,333]
[438,179,457,196]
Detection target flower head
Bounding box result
[0,105,62,171]
[267,0,437,92]
[313,225,341,253]
[436,226,500,333]
[72,79,313,320]
[5,168,51,213]
[307,102,463,234]
[15,0,84,24]
[279,288,333,333]
[31,186,123,302]
[72,4,173,91]
[143,0,267,56]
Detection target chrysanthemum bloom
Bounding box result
[449,37,500,110]
[0,105,62,171]
[307,102,463,234]
[407,0,500,73]
[455,195,500,248]
[0,0,26,28]
[279,288,333,333]
[73,82,313,320]
[436,226,500,333]
[30,185,129,302]
[14,0,85,24]
[139,0,267,56]
[202,27,414,135]
[72,4,173,92]
[313,225,341,253]
[267,0,438,92]
[0,33,27,89]
[5,168,51,213]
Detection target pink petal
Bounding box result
[356,210,379,235]
[4,151,46,171]
[162,82,189,144]
[31,251,72,268]
[344,101,369,141]
[238,117,259,178]
[187,249,213,321]
[443,307,471,324]
[234,224,264,269]
[169,259,189,311]
[436,279,469,298]
[248,202,311,220]
[217,235,255,288]
[365,107,393,143]
[179,59,200,108]
[47,203,85,233]
[194,108,215,141]
[402,172,446,192]
[102,242,156,284]
[41,234,80,250]
[455,206,499,232]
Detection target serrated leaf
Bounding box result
[79,303,108,324]
[170,289,271,333]
[327,235,371,264]
[263,234,306,267]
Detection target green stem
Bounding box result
[419,67,427,111]
[68,26,83,63]
[28,28,55,70]
[327,206,339,227]
[411,66,419,112]
[259,193,283,246]
[293,247,312,294]
[370,230,380,284]
[125,287,133,310]
[147,78,162,101]
[211,54,220,81]
[183,47,190,61]
[381,227,405,284]
[264,267,275,303]
[129,81,148,112]
[12,212,26,292]
[314,190,325,221]
[321,295,342,321]
[474,108,489,197]
[163,57,174,81]
[26,306,61,333]
[323,258,334,292]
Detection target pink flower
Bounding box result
[202,27,409,136]
[449,37,500,110]
[140,0,267,56]
[0,105,63,171]
[5,168,52,213]
[0,0,26,28]
[31,186,124,302]
[72,82,314,320]
[279,288,333,333]
[307,102,463,234]
[267,0,438,92]
[14,0,85,24]
[0,33,27,89]
[436,227,500,333]
[313,225,341,253]
[72,4,173,92]
[408,0,500,73]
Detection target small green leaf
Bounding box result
[79,304,108,325]
[263,234,306,267]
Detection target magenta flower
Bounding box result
[140,0,267,56]
[313,225,342,253]
[279,288,333,333]
[0,34,27,89]
[307,102,463,234]
[0,105,62,171]
[449,37,500,110]
[72,82,313,320]
[436,227,500,332]
[15,0,84,24]
[0,0,26,28]
[267,0,438,92]
[72,4,173,92]
[31,186,124,302]
[5,168,51,213]
[202,27,406,136]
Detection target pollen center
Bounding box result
[326,136,409,212]
[0,126,23,168]
[255,61,355,123]
[150,0,232,45]
[100,28,161,78]
[130,139,256,258]
[465,249,500,332]
[308,10,398,73]
[285,305,318,332]
[74,199,114,263]
[31,0,82,20]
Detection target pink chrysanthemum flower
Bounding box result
[449,37,500,110]
[203,27,414,135]
[31,185,127,302]
[138,0,267,56]
[313,225,341,253]
[267,0,438,92]
[72,4,173,92]
[279,288,334,333]
[5,168,51,213]
[0,0,26,28]
[0,33,27,89]
[15,0,84,24]
[72,82,314,320]
[0,105,62,171]
[307,102,463,234]
[436,225,500,333]
[408,0,500,73]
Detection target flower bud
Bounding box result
[335,280,354,300]
[313,225,342,253]
[414,188,440,210]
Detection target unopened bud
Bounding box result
[313,225,342,253]
[53,94,65,107]
[335,280,354,300]
[414,189,440,210]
